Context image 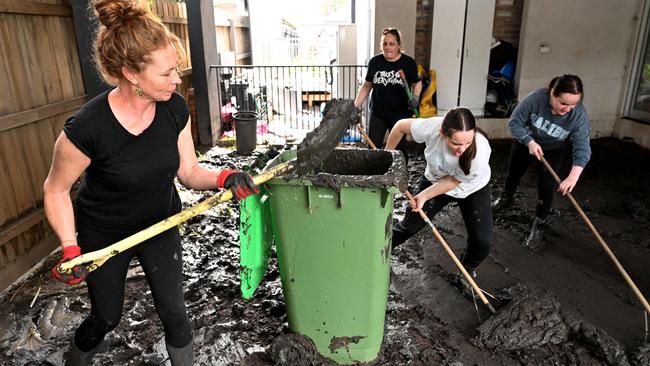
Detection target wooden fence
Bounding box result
[0,0,252,291]
[0,0,86,290]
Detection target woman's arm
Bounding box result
[507,94,535,146]
[354,81,373,109]
[176,119,258,199]
[385,118,414,150]
[411,176,460,211]
[412,80,423,98]
[176,118,219,190]
[43,133,91,248]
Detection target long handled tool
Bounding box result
[60,99,359,275]
[540,156,650,316]
[357,124,495,314]
[356,124,377,149]
[60,161,296,273]
[398,69,420,118]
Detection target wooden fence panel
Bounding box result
[0,0,256,290]
[154,0,191,70]
[0,14,84,116]
[0,1,84,291]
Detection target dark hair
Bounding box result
[549,74,583,98]
[91,0,186,85]
[441,107,488,175]
[381,27,402,45]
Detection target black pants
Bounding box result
[74,226,192,352]
[503,141,566,220]
[368,111,410,162]
[392,178,493,269]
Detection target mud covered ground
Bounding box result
[1,138,649,365]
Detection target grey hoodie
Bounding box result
[508,88,591,167]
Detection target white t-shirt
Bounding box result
[410,117,491,199]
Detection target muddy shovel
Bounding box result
[59,100,358,275]
[398,69,419,118]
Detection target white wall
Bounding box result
[515,0,643,138]
[373,0,417,58]
[248,0,284,65]
[355,0,374,65]
[613,118,650,149]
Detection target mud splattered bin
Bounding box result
[264,148,407,364]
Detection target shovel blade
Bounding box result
[296,99,359,174]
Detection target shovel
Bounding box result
[398,69,420,118]
[59,100,358,275]
[356,124,496,314]
[540,156,650,316]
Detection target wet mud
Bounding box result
[1,138,649,365]
[296,99,359,175]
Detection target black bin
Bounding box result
[233,111,258,154]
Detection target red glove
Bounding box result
[217,170,260,200]
[51,245,88,285]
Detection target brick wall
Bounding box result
[414,0,433,68]
[492,0,524,47]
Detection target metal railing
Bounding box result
[210,64,367,145]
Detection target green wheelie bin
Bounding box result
[264,148,407,364]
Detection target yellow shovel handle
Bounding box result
[59,159,296,274]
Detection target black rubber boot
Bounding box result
[524,216,547,251]
[492,191,515,212]
[166,338,194,366]
[65,338,99,366]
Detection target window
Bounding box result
[625,0,650,123]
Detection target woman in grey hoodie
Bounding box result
[493,74,591,250]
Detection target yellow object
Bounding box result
[418,67,437,117]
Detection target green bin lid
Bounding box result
[239,187,273,299]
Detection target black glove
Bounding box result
[408,94,420,110]
[216,170,260,200]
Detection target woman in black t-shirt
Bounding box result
[354,27,422,154]
[42,1,258,364]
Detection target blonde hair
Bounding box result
[91,0,186,85]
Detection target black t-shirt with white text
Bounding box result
[364,53,419,120]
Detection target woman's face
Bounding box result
[442,129,475,157]
[138,44,182,101]
[381,34,401,61]
[549,90,581,116]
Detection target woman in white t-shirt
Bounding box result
[386,107,492,279]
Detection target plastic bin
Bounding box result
[239,187,273,299]
[233,111,258,154]
[264,148,407,364]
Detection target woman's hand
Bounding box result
[217,170,260,200]
[558,166,584,195]
[527,140,544,160]
[51,245,88,285]
[410,193,428,212]
[558,176,578,195]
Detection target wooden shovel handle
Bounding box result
[356,124,377,150]
[405,191,496,313]
[540,156,650,315]
[59,159,297,274]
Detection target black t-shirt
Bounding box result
[64,90,189,234]
[364,53,419,120]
